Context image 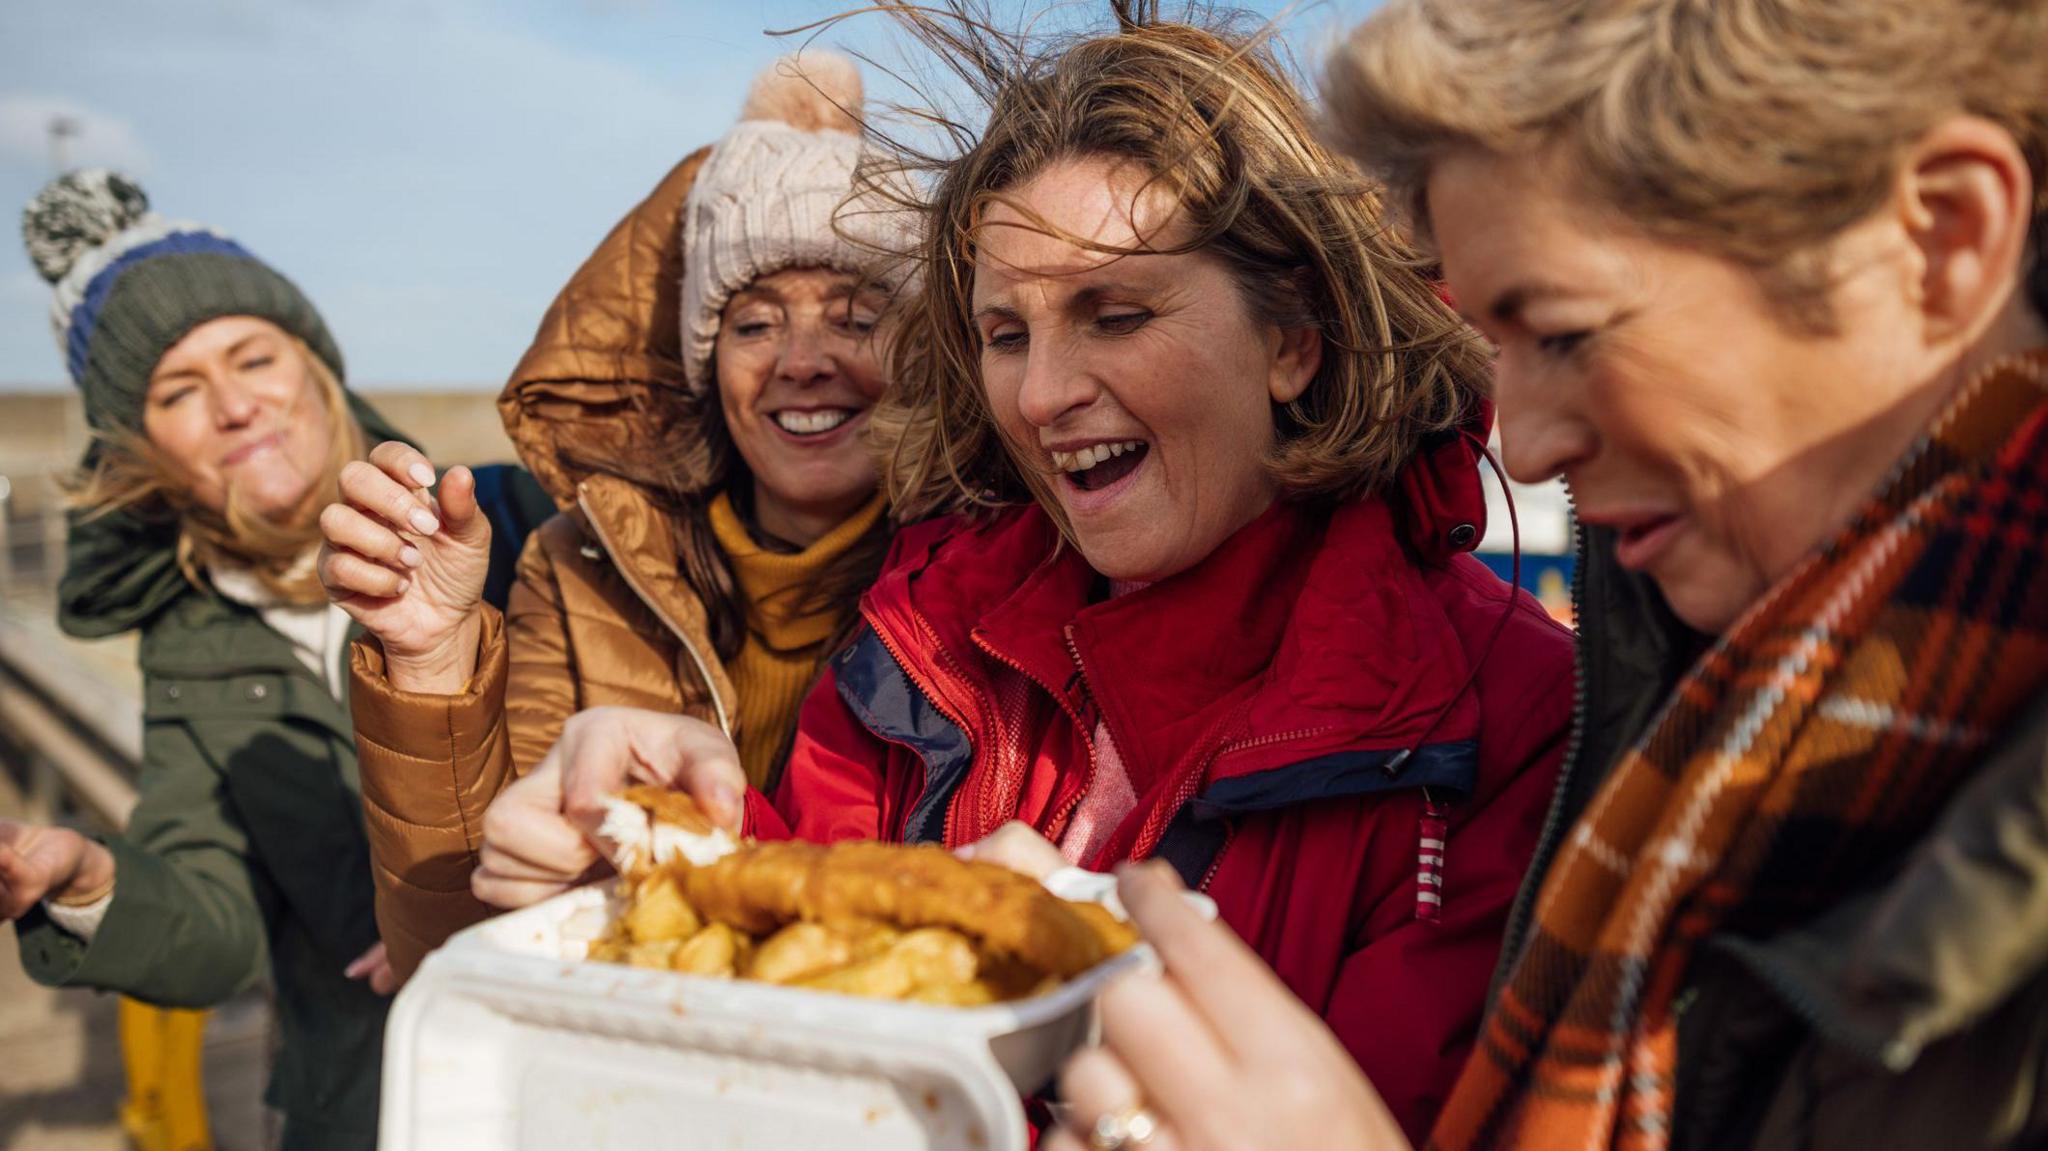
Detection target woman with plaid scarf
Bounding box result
[1043,2,2048,1150]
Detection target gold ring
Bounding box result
[1087,1103,1160,1151]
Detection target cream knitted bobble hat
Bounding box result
[681,52,904,393]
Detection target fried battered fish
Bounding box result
[678,840,1118,979]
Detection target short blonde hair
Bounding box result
[68,337,363,605]
[1323,0,2048,321]
[861,2,1487,523]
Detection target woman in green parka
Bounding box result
[0,170,463,1151]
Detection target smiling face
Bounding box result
[714,266,891,545]
[1428,147,1953,634]
[142,315,336,521]
[971,156,1319,582]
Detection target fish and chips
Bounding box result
[584,788,1138,1004]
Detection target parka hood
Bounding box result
[496,149,713,517]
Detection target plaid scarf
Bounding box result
[1430,349,2048,1151]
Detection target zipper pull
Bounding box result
[1416,787,1449,924]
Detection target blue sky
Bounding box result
[0,0,1381,390]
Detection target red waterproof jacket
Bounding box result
[744,431,1573,1142]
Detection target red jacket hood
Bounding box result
[859,412,1501,855]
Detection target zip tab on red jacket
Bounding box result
[1416,787,1450,924]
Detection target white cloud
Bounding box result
[0,95,151,175]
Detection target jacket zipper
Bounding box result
[857,598,978,842]
[576,486,734,739]
[1492,512,1592,990]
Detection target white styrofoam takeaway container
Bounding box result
[380,869,1212,1151]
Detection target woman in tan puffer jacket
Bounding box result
[316,54,908,981]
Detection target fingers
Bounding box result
[341,455,441,539]
[675,744,747,834]
[344,941,386,979]
[343,942,401,996]
[436,464,482,535]
[475,841,593,884]
[1051,1047,1186,1151]
[318,544,410,601]
[0,843,52,919]
[959,821,1067,879]
[1116,862,1316,1064]
[320,502,421,572]
[368,440,442,497]
[480,773,601,880]
[471,868,574,910]
[553,710,747,836]
[1093,966,1236,1125]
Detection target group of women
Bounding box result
[4,1,2043,1149]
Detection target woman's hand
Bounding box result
[317,440,492,694]
[472,708,748,909]
[1045,863,1412,1151]
[344,941,400,996]
[959,820,1068,880]
[0,820,116,920]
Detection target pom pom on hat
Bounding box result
[738,52,864,135]
[21,169,345,438]
[22,169,150,285]
[680,52,913,392]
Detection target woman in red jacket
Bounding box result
[477,8,1572,1140]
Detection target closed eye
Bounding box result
[1537,329,1591,357]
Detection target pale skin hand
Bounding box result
[0,820,117,920]
[343,941,399,996]
[1044,863,1412,1151]
[317,440,491,694]
[472,708,748,909]
[958,820,1068,879]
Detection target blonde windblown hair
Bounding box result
[1322,0,2048,326]
[839,1,1488,524]
[67,337,364,605]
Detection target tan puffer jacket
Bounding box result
[349,150,741,982]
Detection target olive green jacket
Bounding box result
[16,591,386,1151]
[1493,526,2048,1151]
[12,391,404,1151]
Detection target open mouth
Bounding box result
[1051,440,1149,493]
[772,408,860,437]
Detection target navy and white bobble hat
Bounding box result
[21,169,344,438]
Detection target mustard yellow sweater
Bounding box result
[707,491,887,788]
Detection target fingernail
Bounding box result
[409,509,440,534]
[344,960,367,978]
[408,463,436,487]
[955,843,978,860]
[399,546,423,568]
[709,783,742,827]
[396,578,412,595]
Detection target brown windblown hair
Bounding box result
[831,0,1489,525]
[1322,0,2048,326]
[66,337,364,605]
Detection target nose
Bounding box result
[1493,354,1597,485]
[1014,333,1100,429]
[210,377,259,430]
[775,315,839,387]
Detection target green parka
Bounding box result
[12,394,404,1151]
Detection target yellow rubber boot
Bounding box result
[118,997,212,1151]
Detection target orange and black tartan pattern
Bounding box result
[1430,351,2048,1151]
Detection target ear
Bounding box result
[1894,115,2036,349]
[1266,324,1323,406]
